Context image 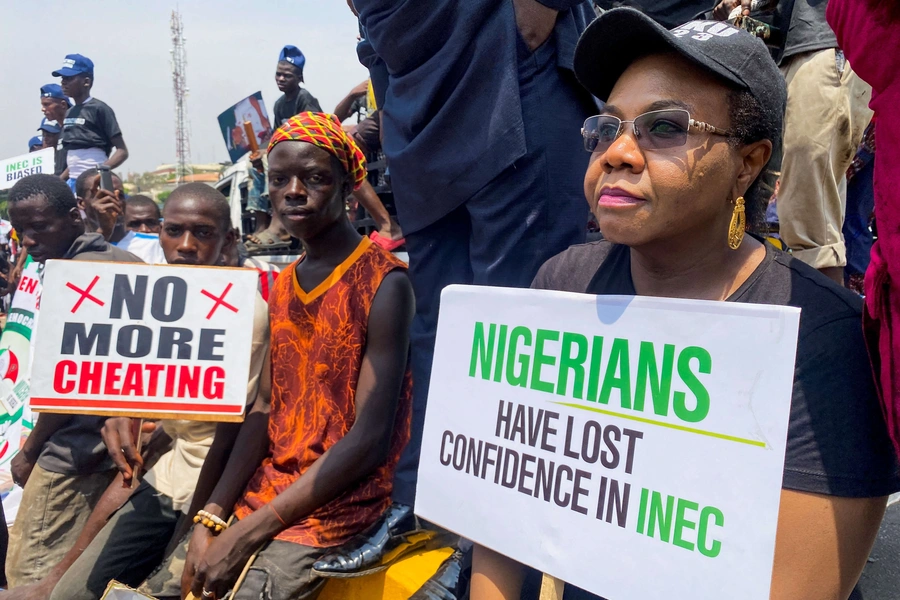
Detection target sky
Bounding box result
[0,1,368,176]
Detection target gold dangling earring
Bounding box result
[727,196,746,250]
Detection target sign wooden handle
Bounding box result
[130,418,144,490]
[539,573,564,600]
[243,121,259,153]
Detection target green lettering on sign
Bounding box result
[531,329,559,393]
[469,322,495,380]
[506,326,532,388]
[599,338,631,409]
[673,498,699,551]
[698,506,724,558]
[634,341,675,416]
[673,346,712,423]
[557,332,588,399]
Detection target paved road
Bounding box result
[855,499,900,599]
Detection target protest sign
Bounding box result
[416,285,800,599]
[217,92,273,163]
[0,148,54,191]
[30,261,258,421]
[0,257,41,525]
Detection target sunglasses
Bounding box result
[581,109,732,153]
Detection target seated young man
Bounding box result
[4,174,140,588]
[183,112,414,600]
[41,184,271,600]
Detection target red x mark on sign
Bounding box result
[201,283,239,319]
[66,275,105,314]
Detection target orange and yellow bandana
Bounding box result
[268,112,367,191]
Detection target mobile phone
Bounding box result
[99,165,114,192]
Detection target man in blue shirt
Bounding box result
[312,0,597,584]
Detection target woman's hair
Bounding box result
[726,89,782,233]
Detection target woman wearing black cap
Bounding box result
[471,9,900,600]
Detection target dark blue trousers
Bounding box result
[843,153,875,279]
[391,35,593,507]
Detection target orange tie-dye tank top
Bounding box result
[233,236,412,547]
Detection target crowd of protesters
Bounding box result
[0,0,898,599]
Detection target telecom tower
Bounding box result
[170,9,192,183]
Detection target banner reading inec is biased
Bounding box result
[416,285,800,600]
[0,148,54,191]
[30,261,258,421]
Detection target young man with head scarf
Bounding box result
[182,113,414,600]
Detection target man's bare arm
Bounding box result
[335,80,370,122]
[354,181,403,241]
[104,135,129,170]
[166,420,241,554]
[10,414,71,487]
[180,389,272,596]
[0,474,135,599]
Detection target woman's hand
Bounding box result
[189,521,259,600]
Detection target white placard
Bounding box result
[30,261,258,421]
[100,581,155,599]
[416,285,800,599]
[0,148,54,190]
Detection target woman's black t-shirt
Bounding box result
[528,240,899,600]
[533,240,900,498]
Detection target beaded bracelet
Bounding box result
[193,509,228,533]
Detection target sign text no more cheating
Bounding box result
[30,261,258,421]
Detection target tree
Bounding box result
[157,190,172,203]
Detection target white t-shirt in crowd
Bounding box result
[115,231,167,265]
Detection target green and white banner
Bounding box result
[0,257,43,523]
[0,148,54,191]
[416,285,800,599]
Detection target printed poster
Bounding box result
[217,91,272,163]
[31,261,258,421]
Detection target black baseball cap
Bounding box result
[574,8,786,124]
